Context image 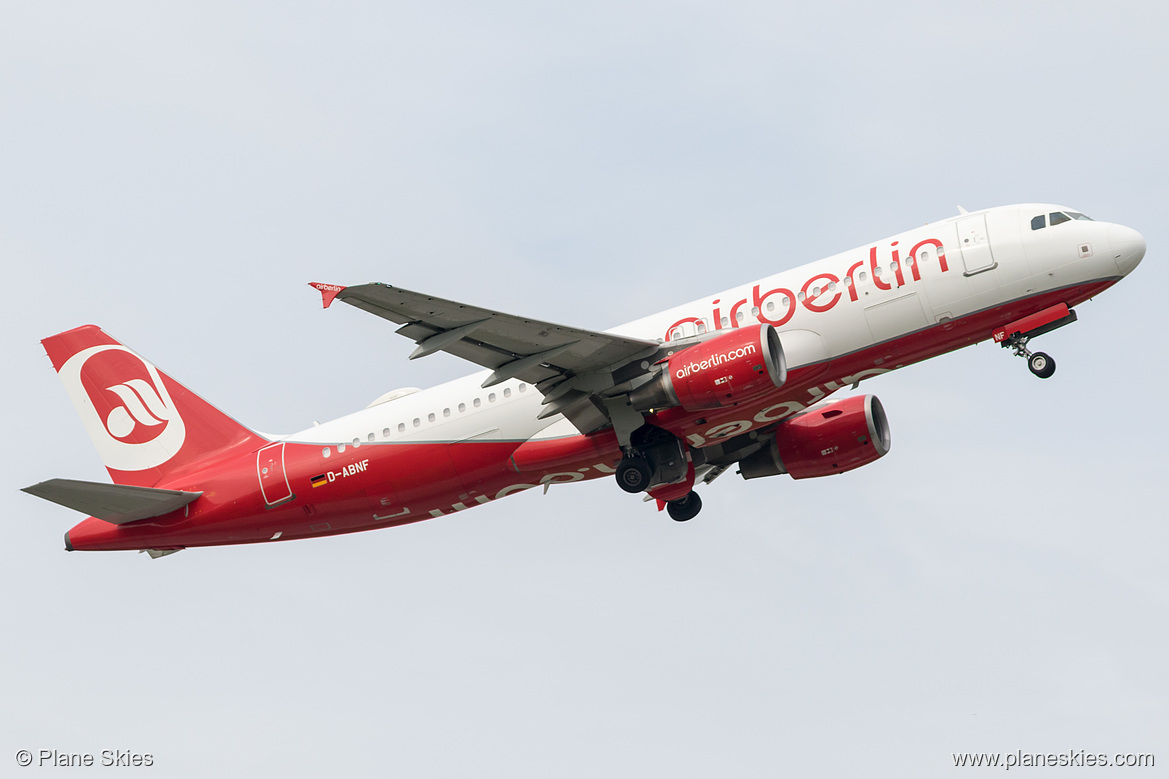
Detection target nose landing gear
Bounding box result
[994,303,1077,380]
[1003,333,1057,379]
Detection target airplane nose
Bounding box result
[1108,224,1146,275]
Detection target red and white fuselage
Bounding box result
[32,203,1145,553]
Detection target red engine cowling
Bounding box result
[739,394,890,480]
[629,324,786,412]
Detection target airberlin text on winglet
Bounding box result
[310,282,347,309]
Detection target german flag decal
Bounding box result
[310,473,329,488]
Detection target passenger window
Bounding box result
[488,393,496,403]
[412,418,420,427]
[1031,214,1046,230]
[859,271,868,282]
[443,408,451,417]
[503,388,511,398]
[518,384,526,393]
[473,398,481,408]
[323,447,331,458]
[382,427,390,438]
[1049,212,1071,227]
[427,412,435,423]
[398,423,406,433]
[367,433,375,442]
[458,402,466,412]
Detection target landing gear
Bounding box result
[1003,333,1057,380]
[1027,351,1056,379]
[616,455,653,493]
[614,428,701,520]
[666,491,702,522]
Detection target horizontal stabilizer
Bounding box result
[23,478,202,525]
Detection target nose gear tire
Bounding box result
[1028,351,1056,379]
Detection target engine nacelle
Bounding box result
[739,394,890,480]
[630,324,786,412]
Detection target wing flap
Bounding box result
[23,478,202,524]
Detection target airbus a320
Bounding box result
[23,204,1146,557]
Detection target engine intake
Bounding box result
[739,394,891,480]
[630,324,786,412]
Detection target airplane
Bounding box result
[22,203,1146,557]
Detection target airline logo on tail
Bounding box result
[58,345,187,472]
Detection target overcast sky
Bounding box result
[3,2,1167,777]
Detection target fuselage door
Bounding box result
[957,214,997,275]
[257,442,294,507]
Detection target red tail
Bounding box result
[42,325,267,487]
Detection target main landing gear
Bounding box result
[614,427,704,521]
[1003,333,1056,379]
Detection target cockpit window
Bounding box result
[1031,215,1046,230]
[1067,211,1093,221]
[1049,211,1071,227]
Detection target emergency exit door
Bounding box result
[956,214,996,275]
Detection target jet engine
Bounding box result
[739,394,890,480]
[630,324,786,412]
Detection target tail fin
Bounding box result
[42,325,267,487]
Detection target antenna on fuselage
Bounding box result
[957,205,969,214]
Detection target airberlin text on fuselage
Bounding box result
[664,236,949,340]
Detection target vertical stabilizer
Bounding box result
[42,325,267,487]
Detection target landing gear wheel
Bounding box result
[666,491,702,522]
[616,456,653,494]
[1028,351,1056,379]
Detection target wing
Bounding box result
[311,282,665,433]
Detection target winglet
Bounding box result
[309,282,347,309]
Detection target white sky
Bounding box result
[2,2,1166,776]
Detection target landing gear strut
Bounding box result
[1003,333,1056,379]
